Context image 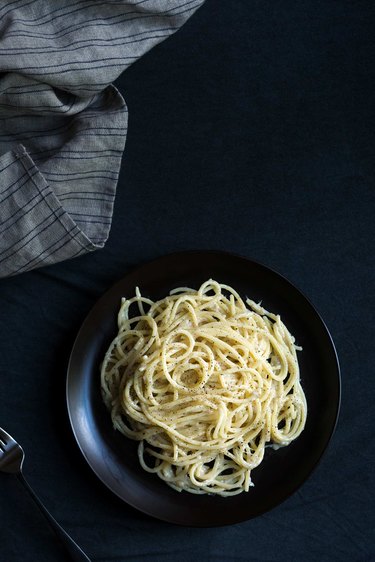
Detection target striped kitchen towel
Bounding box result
[0,0,204,278]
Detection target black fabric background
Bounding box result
[1,1,374,560]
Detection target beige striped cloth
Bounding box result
[0,0,204,278]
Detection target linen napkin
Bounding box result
[0,0,204,278]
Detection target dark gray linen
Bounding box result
[0,0,204,277]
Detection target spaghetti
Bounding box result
[100,279,307,496]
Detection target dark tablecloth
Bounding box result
[1,1,374,560]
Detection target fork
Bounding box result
[0,426,91,562]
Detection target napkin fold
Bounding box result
[0,0,204,278]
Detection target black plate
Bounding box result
[66,251,340,526]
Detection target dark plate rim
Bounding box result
[66,250,341,526]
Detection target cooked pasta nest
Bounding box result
[100,279,307,496]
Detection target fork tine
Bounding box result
[0,427,15,444]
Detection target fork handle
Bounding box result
[18,473,91,562]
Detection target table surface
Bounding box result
[1,1,374,561]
